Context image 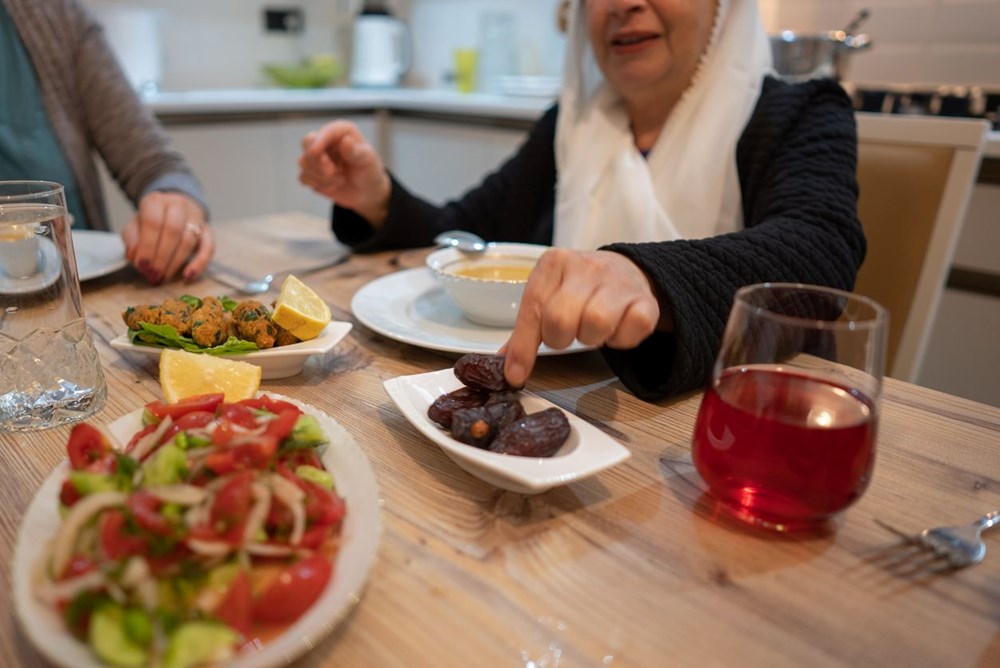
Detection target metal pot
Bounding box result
[770,30,872,83]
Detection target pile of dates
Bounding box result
[428,353,570,457]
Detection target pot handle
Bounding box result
[844,33,872,50]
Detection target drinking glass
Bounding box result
[691,283,888,532]
[0,181,107,431]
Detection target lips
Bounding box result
[610,32,658,48]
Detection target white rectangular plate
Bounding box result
[110,320,353,379]
[384,368,630,494]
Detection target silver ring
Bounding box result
[185,222,203,237]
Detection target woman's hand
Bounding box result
[299,120,392,226]
[502,249,662,387]
[122,192,213,284]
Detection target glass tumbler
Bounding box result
[0,181,107,431]
[691,283,888,532]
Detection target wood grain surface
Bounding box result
[2,213,999,667]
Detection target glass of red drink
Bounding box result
[691,283,888,532]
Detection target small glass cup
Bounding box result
[691,283,888,532]
[0,181,107,431]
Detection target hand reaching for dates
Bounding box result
[427,353,570,458]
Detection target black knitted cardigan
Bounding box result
[333,76,866,401]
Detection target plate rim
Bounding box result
[383,367,630,492]
[351,267,593,357]
[72,230,128,282]
[109,319,353,360]
[11,391,383,668]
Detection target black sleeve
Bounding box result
[600,78,867,401]
[331,105,560,252]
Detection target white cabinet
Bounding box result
[98,114,381,231]
[387,117,528,205]
[917,181,1000,407]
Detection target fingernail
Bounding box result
[147,270,162,284]
[506,360,525,386]
[137,258,150,272]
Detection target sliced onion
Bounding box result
[131,415,175,462]
[50,491,126,577]
[244,543,298,557]
[242,482,272,545]
[186,539,232,557]
[35,569,107,605]
[268,474,306,546]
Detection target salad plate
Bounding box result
[384,368,630,494]
[351,268,594,356]
[73,230,128,282]
[110,320,353,379]
[12,392,382,668]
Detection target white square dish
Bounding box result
[110,320,353,379]
[383,368,630,494]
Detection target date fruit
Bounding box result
[427,386,489,428]
[454,353,515,392]
[451,400,526,449]
[489,408,570,458]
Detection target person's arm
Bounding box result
[331,106,561,252]
[67,1,211,282]
[600,77,867,401]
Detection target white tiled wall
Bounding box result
[763,0,1000,88]
[84,0,1000,91]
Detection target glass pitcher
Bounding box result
[0,181,107,431]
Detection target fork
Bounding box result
[207,250,351,295]
[876,511,1000,569]
[917,511,1000,568]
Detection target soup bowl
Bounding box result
[426,242,548,327]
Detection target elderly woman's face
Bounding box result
[586,0,716,100]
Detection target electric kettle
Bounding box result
[350,2,410,88]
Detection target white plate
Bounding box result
[72,230,128,282]
[0,237,61,294]
[384,368,630,494]
[352,268,594,356]
[109,320,353,379]
[12,392,382,668]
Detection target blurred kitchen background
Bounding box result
[80,0,1000,92]
[80,0,1000,408]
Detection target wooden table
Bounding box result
[3,213,1000,667]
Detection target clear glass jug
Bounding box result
[0,181,107,431]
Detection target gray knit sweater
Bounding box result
[2,0,207,230]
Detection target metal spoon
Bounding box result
[433,230,487,254]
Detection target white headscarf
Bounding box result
[554,0,773,249]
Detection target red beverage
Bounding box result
[692,365,877,530]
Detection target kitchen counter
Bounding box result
[143,87,553,122]
[144,87,1000,153]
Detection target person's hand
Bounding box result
[502,249,662,387]
[121,192,213,284]
[299,120,392,226]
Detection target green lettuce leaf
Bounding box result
[127,322,259,356]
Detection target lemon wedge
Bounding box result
[159,349,262,403]
[271,275,332,341]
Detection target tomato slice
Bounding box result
[252,553,332,624]
[146,393,224,420]
[59,555,97,581]
[66,423,112,470]
[216,570,253,638]
[238,395,301,416]
[99,509,147,560]
[216,403,259,429]
[264,409,300,442]
[60,479,82,507]
[127,490,172,536]
[125,423,158,454]
[279,449,322,470]
[210,471,255,535]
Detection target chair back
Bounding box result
[854,113,987,382]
